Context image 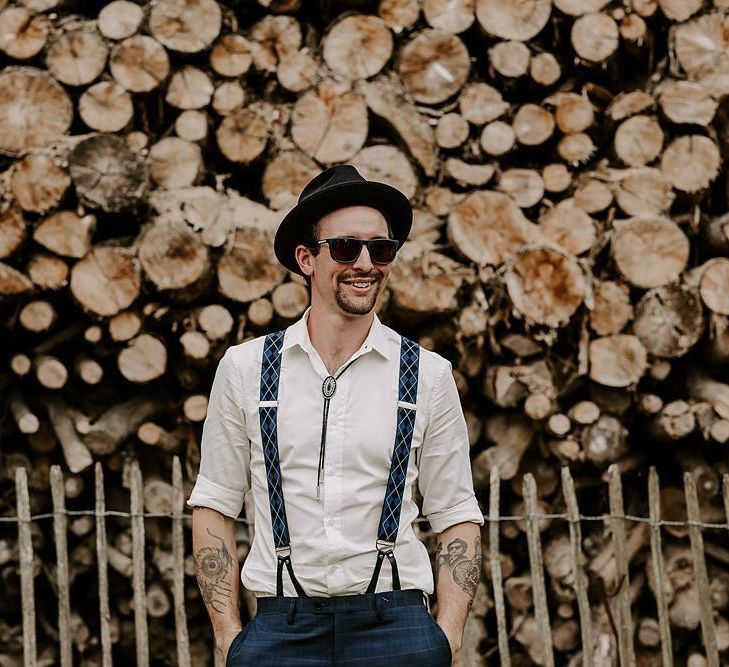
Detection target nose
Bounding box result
[351,243,374,271]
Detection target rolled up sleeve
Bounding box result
[418,359,484,534]
[187,347,250,519]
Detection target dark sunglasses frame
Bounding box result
[314,236,400,264]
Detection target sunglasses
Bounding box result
[315,237,400,264]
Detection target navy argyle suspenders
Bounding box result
[258,331,420,598]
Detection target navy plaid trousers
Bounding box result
[226,589,451,666]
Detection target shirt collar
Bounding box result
[282,307,392,360]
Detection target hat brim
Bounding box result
[274,180,413,275]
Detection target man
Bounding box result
[188,165,484,666]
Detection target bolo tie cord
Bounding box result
[316,356,361,500]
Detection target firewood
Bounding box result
[166,67,213,110]
[397,29,470,104]
[210,34,253,77]
[480,120,515,155]
[0,6,49,59]
[43,396,93,473]
[197,304,234,340]
[542,163,571,193]
[110,36,170,93]
[505,247,585,327]
[588,335,647,387]
[249,14,301,73]
[118,334,167,383]
[378,0,420,32]
[277,49,318,92]
[211,81,246,116]
[262,150,319,210]
[612,167,674,216]
[8,390,39,435]
[633,285,703,358]
[98,1,144,40]
[459,82,508,125]
[445,159,494,187]
[0,207,25,259]
[571,12,619,63]
[558,133,596,164]
[435,113,469,149]
[573,175,613,213]
[529,52,561,86]
[35,355,68,390]
[657,80,717,127]
[149,0,221,54]
[555,0,610,14]
[513,103,555,146]
[19,300,55,333]
[27,253,69,292]
[476,0,551,41]
[271,282,309,323]
[660,135,721,193]
[70,245,141,317]
[45,24,108,87]
[614,115,664,166]
[69,134,149,212]
[108,312,141,342]
[0,66,74,156]
[84,394,167,456]
[498,169,544,208]
[247,297,275,329]
[11,152,70,214]
[352,144,418,199]
[180,332,210,362]
[323,15,393,79]
[611,215,689,288]
[174,109,209,142]
[33,211,92,261]
[74,356,103,385]
[539,199,596,256]
[658,0,702,22]
[489,40,530,80]
[183,395,208,422]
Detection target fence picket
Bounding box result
[684,471,719,667]
[95,463,113,667]
[607,464,636,667]
[523,473,555,667]
[172,456,191,667]
[50,466,73,667]
[489,466,511,667]
[560,467,594,667]
[647,468,673,667]
[131,460,150,667]
[15,467,37,667]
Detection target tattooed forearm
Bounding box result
[194,527,234,614]
[436,535,482,600]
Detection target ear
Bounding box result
[294,244,315,278]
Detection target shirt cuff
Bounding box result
[187,474,244,519]
[426,495,484,533]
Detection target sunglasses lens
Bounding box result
[328,237,362,263]
[368,240,398,264]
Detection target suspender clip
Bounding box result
[276,545,292,559]
[375,539,395,554]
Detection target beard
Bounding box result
[334,273,382,315]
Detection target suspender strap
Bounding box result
[259,331,308,597]
[366,336,420,594]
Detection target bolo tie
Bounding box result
[317,356,360,500]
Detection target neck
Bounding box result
[307,304,374,373]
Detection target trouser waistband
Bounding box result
[256,588,426,614]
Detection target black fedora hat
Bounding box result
[274,164,413,275]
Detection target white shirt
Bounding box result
[187,309,483,597]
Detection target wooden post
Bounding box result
[607,464,636,667]
[489,466,511,667]
[131,459,150,667]
[684,471,719,667]
[523,473,555,667]
[647,468,674,667]
[95,463,113,667]
[50,466,72,667]
[15,466,37,667]
[560,467,594,667]
[172,456,191,667]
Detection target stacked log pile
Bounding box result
[1,0,729,664]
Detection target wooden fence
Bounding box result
[6,458,729,666]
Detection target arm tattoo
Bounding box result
[194,527,234,614]
[436,535,482,601]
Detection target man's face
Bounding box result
[296,206,392,318]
